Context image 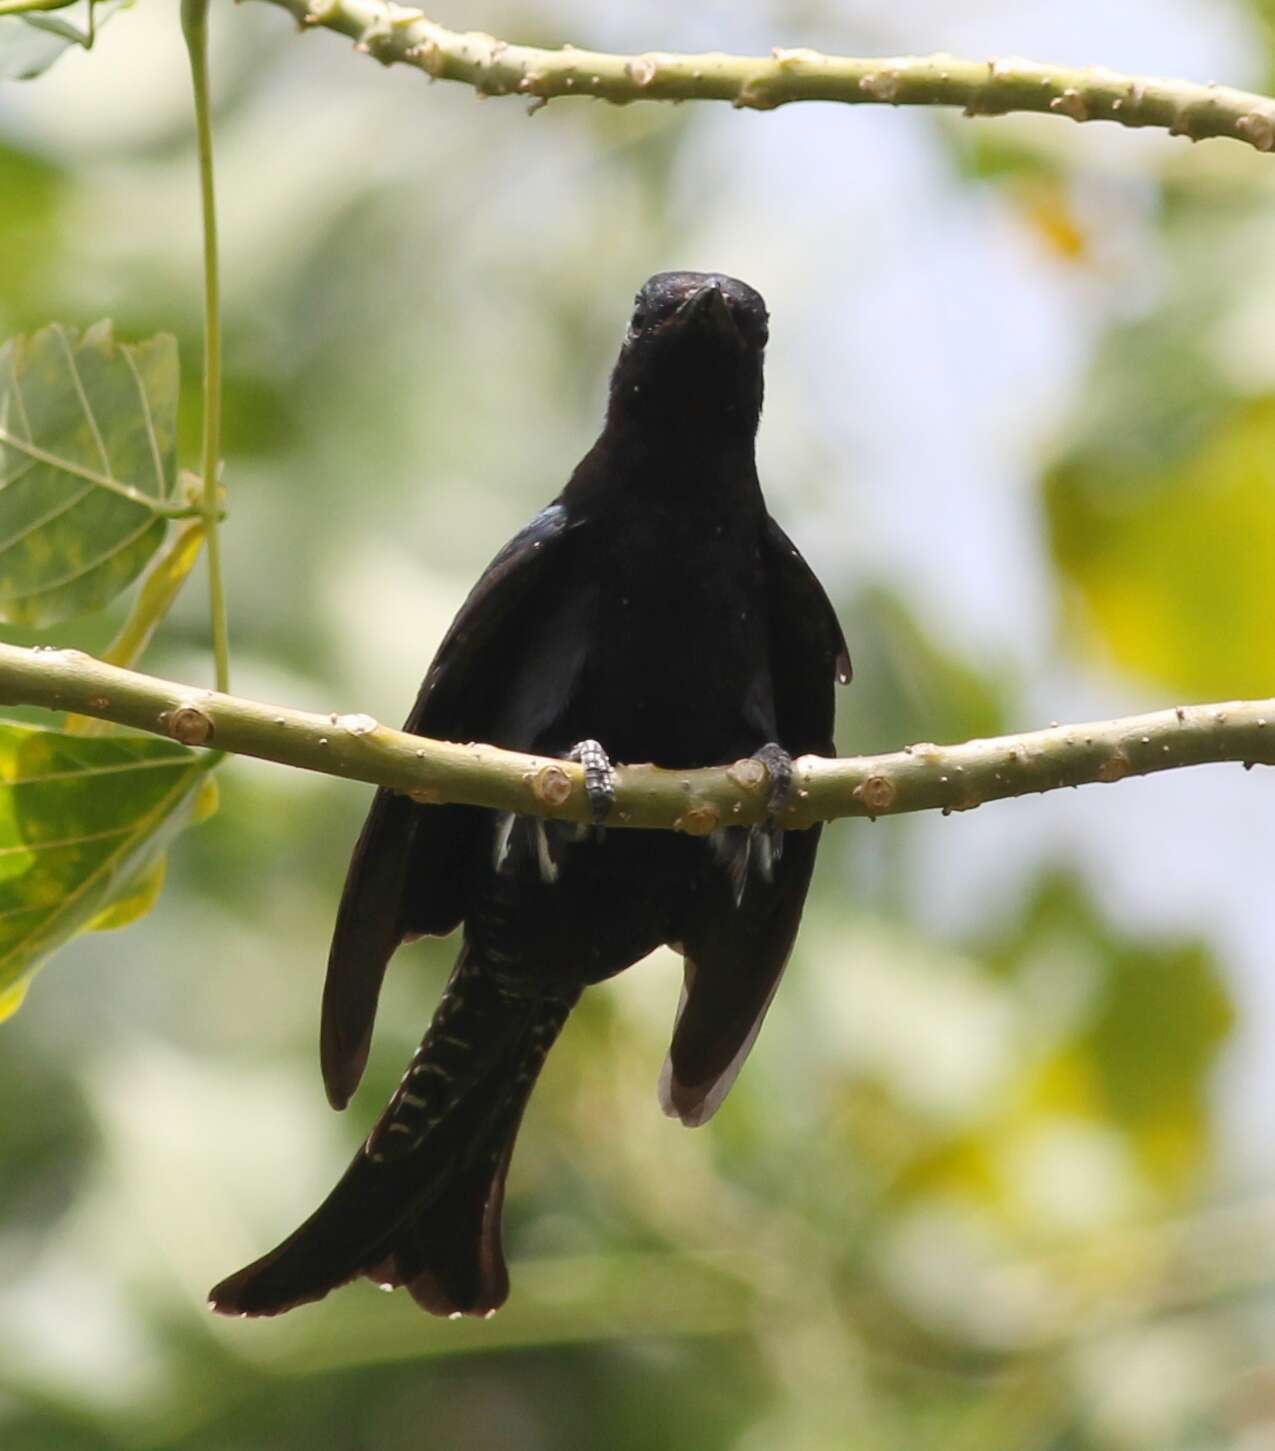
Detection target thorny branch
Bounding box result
[254,0,1275,153]
[1,642,1271,833]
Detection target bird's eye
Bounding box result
[631,310,648,332]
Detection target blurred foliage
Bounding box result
[0,144,64,315]
[837,585,1007,753]
[952,133,1092,264]
[931,874,1234,1214]
[0,0,130,81]
[1048,395,1275,698]
[2,2,1275,1450]
[0,14,87,83]
[1037,141,1275,699]
[1248,0,1275,90]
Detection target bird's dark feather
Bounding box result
[321,505,573,1109]
[658,515,845,1123]
[213,271,850,1320]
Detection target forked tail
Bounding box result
[209,952,578,1318]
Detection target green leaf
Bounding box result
[0,722,216,1019]
[0,321,181,626]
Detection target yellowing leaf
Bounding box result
[0,722,214,1017]
[0,977,27,1023]
[86,854,166,933]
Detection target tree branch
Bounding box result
[252,0,1275,154]
[1,642,1270,832]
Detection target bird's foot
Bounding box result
[568,738,616,833]
[753,742,794,819]
[749,742,794,879]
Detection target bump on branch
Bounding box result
[0,642,1271,833]
[252,0,1275,153]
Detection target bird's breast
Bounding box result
[566,500,772,766]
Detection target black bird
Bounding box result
[210,272,850,1319]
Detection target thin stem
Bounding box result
[251,0,1275,155]
[180,0,230,694]
[0,643,1270,832]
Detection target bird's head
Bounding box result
[607,271,769,440]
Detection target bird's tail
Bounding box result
[209,951,578,1319]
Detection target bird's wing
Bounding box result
[321,503,573,1110]
[661,824,822,1126]
[418,503,575,735]
[659,515,848,1126]
[761,514,851,737]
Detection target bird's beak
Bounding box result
[674,282,742,342]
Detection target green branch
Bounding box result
[0,642,1270,832]
[252,0,1275,153]
[180,0,230,694]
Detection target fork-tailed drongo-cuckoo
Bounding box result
[210,271,850,1320]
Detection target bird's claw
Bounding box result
[751,742,794,868]
[568,738,615,831]
[753,742,793,819]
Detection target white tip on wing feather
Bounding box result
[658,953,791,1127]
[492,813,515,872]
[659,1013,769,1127]
[709,827,750,907]
[533,820,559,884]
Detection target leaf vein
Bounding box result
[0,902,48,924]
[55,326,112,478]
[3,756,191,787]
[120,343,167,500]
[6,347,32,441]
[0,454,38,493]
[0,480,94,559]
[0,512,160,602]
[0,823,135,858]
[0,426,168,512]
